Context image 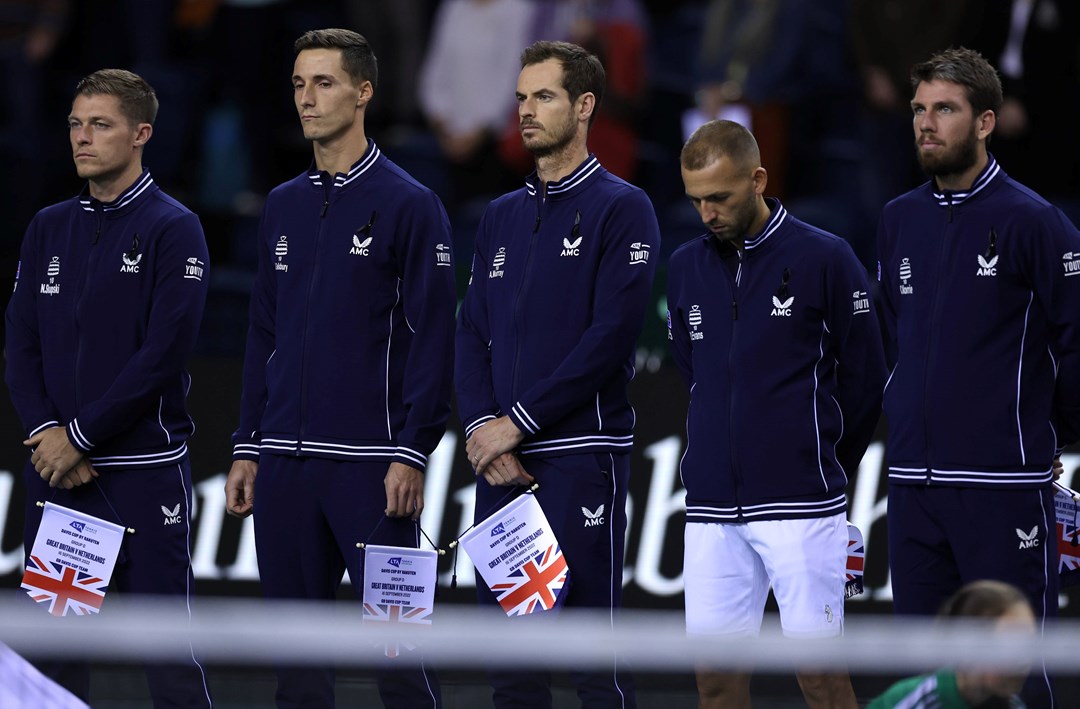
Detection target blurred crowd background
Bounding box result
[1,0,1078,359]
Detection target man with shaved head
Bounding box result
[667,119,886,709]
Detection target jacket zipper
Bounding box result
[728,249,743,518]
[73,208,104,412]
[922,195,953,483]
[298,183,332,453]
[510,192,543,405]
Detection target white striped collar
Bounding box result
[744,198,787,251]
[306,139,382,189]
[79,170,155,213]
[931,155,1001,207]
[525,155,602,199]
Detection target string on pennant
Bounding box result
[354,517,447,566]
[39,482,135,535]
[446,483,540,589]
[1053,481,1080,547]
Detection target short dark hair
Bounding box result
[939,580,1030,620]
[521,40,605,127]
[911,47,1003,116]
[294,28,378,89]
[74,69,158,126]
[680,120,761,171]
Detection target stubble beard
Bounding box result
[523,115,576,159]
[713,193,760,243]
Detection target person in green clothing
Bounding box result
[869,580,1035,708]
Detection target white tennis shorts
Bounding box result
[684,513,847,638]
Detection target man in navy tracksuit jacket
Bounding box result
[224,30,452,708]
[5,70,212,707]
[667,120,885,709]
[879,49,1080,706]
[456,41,659,708]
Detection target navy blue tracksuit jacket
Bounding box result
[667,200,887,523]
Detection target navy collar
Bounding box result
[79,169,155,213]
[306,139,382,189]
[525,155,603,200]
[930,155,1002,207]
[744,198,787,252]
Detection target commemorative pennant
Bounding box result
[459,492,569,616]
[361,545,438,658]
[845,522,865,599]
[21,503,125,617]
[1053,483,1080,588]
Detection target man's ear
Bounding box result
[578,92,596,125]
[133,122,152,149]
[976,109,996,141]
[356,80,374,110]
[751,166,768,196]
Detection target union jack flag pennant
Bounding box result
[363,602,432,658]
[491,543,569,616]
[844,523,865,599]
[1054,486,1080,588]
[21,556,107,617]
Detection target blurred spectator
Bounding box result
[688,1,863,259]
[868,580,1036,709]
[0,0,69,322]
[348,0,433,134]
[972,0,1080,210]
[203,0,310,204]
[0,0,68,226]
[850,0,981,240]
[500,0,648,181]
[418,0,533,204]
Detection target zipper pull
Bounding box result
[533,214,542,233]
[731,299,738,320]
[320,200,329,218]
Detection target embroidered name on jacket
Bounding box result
[898,257,914,294]
[688,304,704,340]
[41,256,61,295]
[275,235,289,272]
[489,247,507,278]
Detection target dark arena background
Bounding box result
[1,1,1078,706]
